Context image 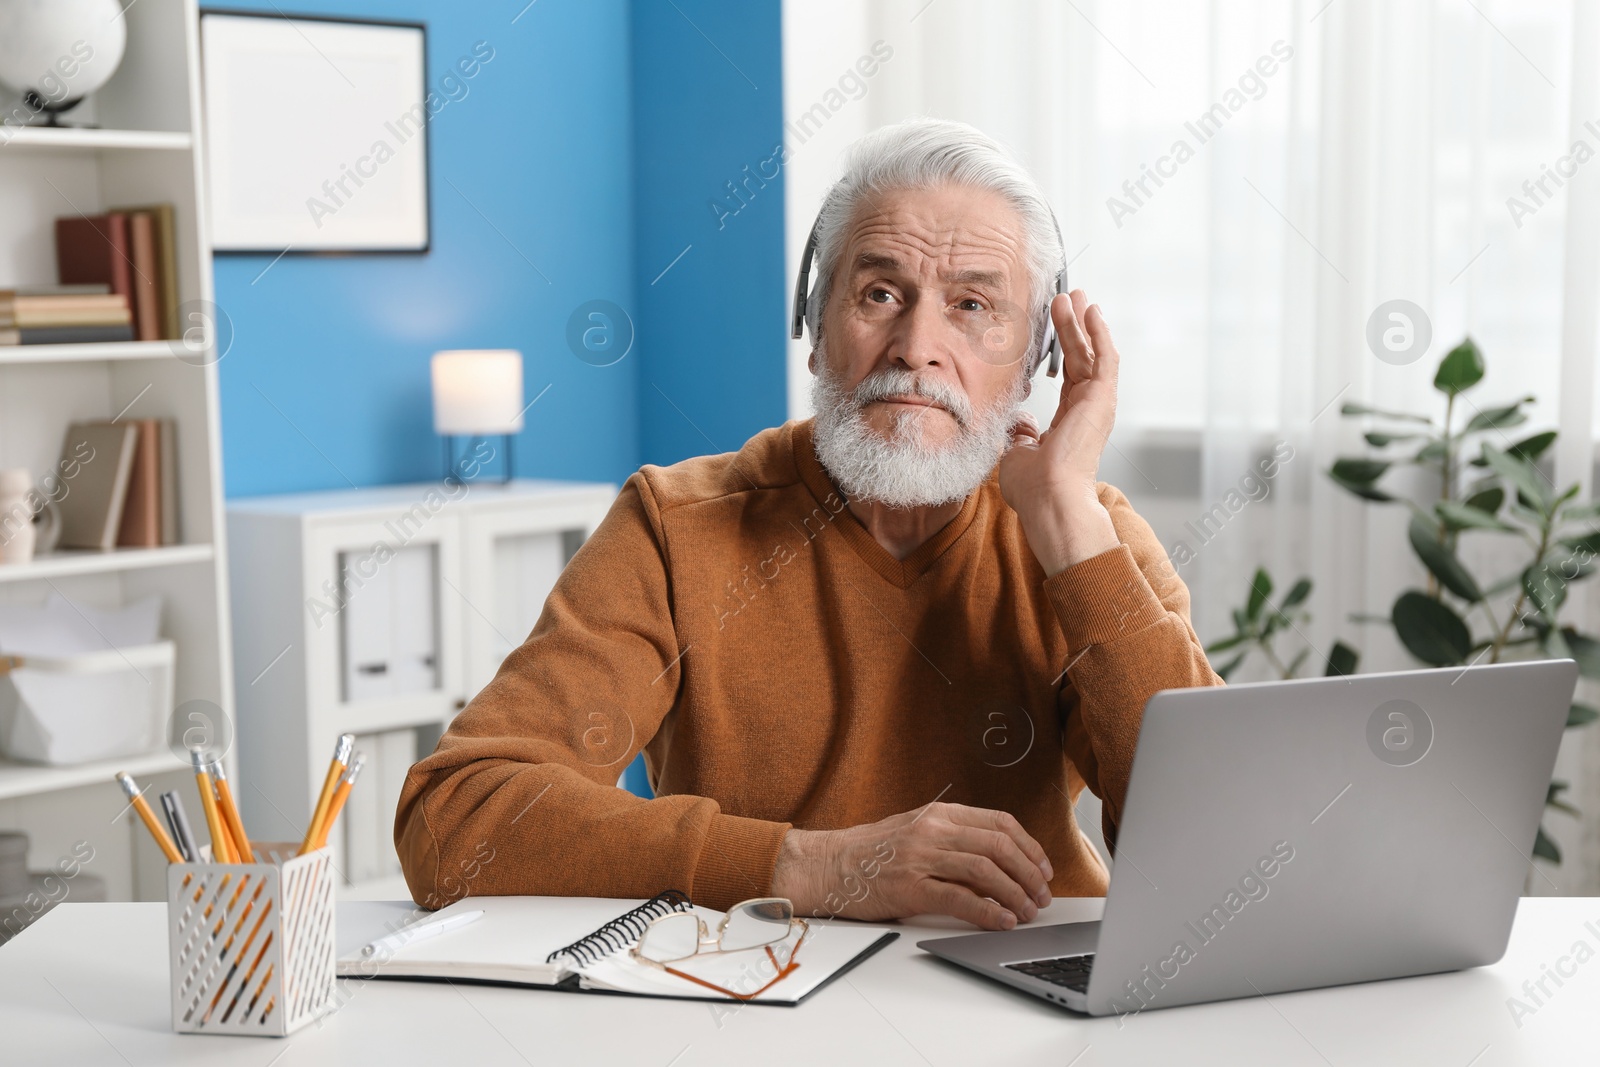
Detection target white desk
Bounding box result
[3,898,1597,1065]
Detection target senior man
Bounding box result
[397,118,1220,930]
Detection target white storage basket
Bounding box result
[166,843,336,1037]
[0,640,174,764]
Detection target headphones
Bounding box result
[789,202,1070,378]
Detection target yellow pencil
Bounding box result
[300,734,353,855]
[192,749,236,863]
[208,758,254,863]
[313,751,364,850]
[116,772,183,863]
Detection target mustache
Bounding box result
[850,368,974,428]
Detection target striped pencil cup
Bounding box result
[166,843,336,1036]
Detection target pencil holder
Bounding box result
[165,843,336,1037]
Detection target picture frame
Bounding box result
[199,9,431,254]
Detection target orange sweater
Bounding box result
[396,419,1221,912]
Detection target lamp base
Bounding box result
[441,434,513,485]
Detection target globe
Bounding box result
[0,0,127,119]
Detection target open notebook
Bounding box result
[336,893,898,1005]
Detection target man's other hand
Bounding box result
[770,802,1054,930]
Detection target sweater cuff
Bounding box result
[1044,543,1167,653]
[691,812,792,912]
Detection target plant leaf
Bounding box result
[1391,590,1472,666]
[1508,430,1558,463]
[1482,444,1552,512]
[1325,641,1359,677]
[1408,515,1484,601]
[1213,651,1247,681]
[1329,458,1390,483]
[1364,431,1422,447]
[1463,398,1533,433]
[1464,487,1505,515]
[1414,439,1448,464]
[1533,825,1561,863]
[1329,458,1396,501]
[1560,629,1600,679]
[1524,563,1567,622]
[1434,338,1485,396]
[1245,568,1272,623]
[1278,578,1313,613]
[1436,500,1516,533]
[1340,402,1432,425]
[1568,703,1599,728]
[1547,781,1581,817]
[1558,529,1600,556]
[1330,475,1397,502]
[1205,632,1250,654]
[1558,501,1600,524]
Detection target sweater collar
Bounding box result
[790,417,991,589]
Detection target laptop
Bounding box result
[919,660,1578,1017]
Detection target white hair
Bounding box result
[802,117,1063,354]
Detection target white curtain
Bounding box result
[783,0,1600,891]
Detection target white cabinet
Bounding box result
[340,543,440,702]
[227,479,614,894]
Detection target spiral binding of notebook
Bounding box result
[546,889,693,967]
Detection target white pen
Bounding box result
[362,908,484,958]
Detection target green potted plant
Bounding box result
[1207,338,1598,864]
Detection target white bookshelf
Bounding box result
[1,127,193,152]
[0,0,235,904]
[0,340,197,364]
[0,543,213,584]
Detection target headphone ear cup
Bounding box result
[1037,313,1060,378]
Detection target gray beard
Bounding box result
[810,355,1027,510]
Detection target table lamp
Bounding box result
[431,349,523,483]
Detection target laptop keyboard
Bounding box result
[1004,954,1095,993]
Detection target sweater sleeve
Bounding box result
[1047,483,1223,852]
[394,472,791,912]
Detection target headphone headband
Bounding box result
[790,201,1069,378]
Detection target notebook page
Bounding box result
[336,896,660,985]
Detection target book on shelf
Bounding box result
[55,213,132,308]
[116,419,161,548]
[1,284,112,297]
[0,286,134,345]
[50,206,179,343]
[115,417,180,549]
[159,418,179,546]
[56,422,140,551]
[111,203,180,340]
[128,212,160,342]
[53,417,181,552]
[0,324,136,345]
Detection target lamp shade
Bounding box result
[431,350,524,435]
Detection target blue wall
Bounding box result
[216,0,641,496]
[216,0,788,494]
[215,1,788,797]
[631,0,789,465]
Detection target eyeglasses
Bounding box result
[630,897,810,1001]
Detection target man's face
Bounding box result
[813,182,1032,450]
